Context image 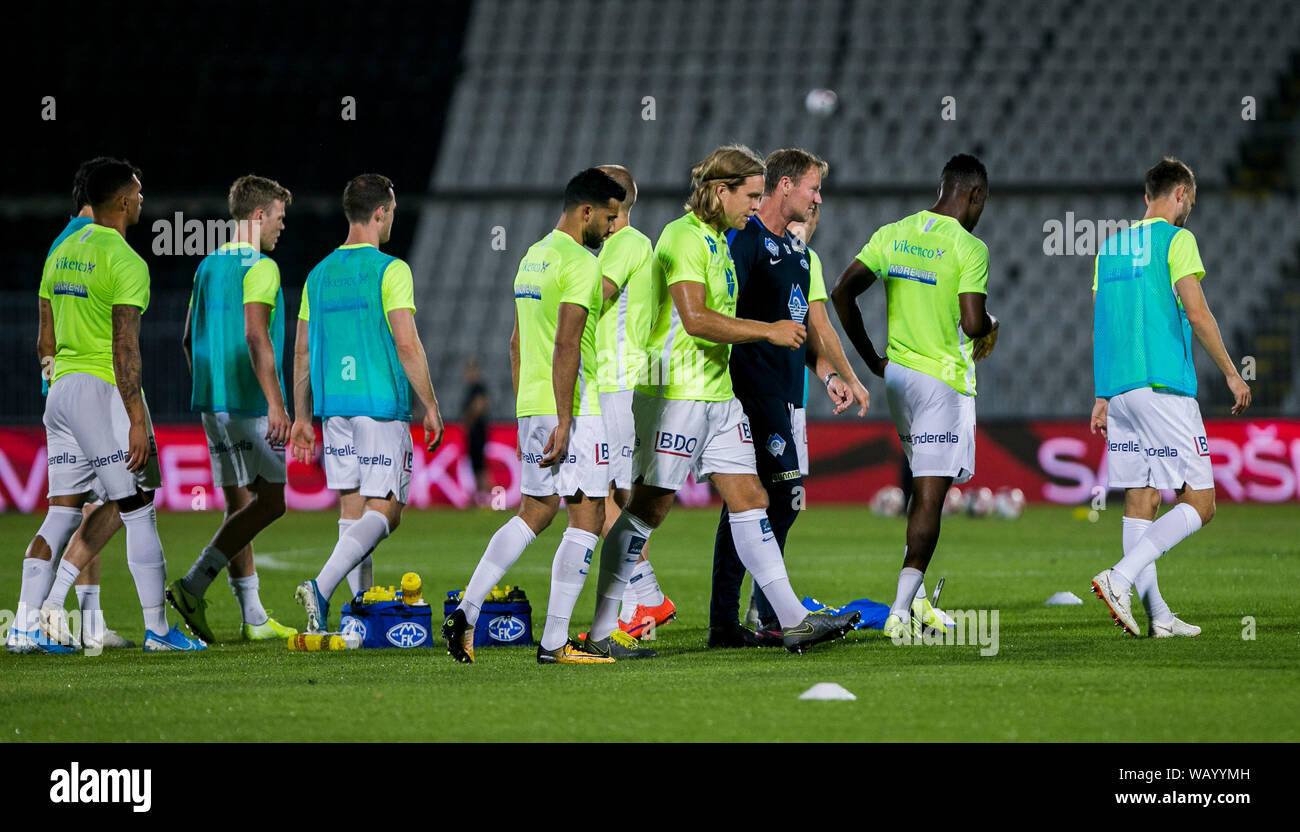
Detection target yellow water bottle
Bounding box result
[286,633,347,651]
[401,572,423,605]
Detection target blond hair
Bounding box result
[228,175,292,220]
[685,145,765,227]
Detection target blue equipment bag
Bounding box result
[443,591,533,647]
[340,600,435,649]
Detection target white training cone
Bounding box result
[1045,591,1084,606]
[799,682,856,701]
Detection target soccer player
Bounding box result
[1089,157,1250,637]
[832,153,999,639]
[18,159,204,652]
[291,174,445,633]
[592,164,676,639]
[443,168,638,665]
[584,145,861,656]
[9,158,136,654]
[169,175,298,642]
[711,151,871,648]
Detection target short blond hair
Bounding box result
[228,175,292,220]
[685,145,765,227]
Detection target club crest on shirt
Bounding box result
[765,238,780,256]
[788,284,809,323]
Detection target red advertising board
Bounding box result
[0,419,1297,512]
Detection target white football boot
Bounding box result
[1149,615,1201,638]
[1091,570,1139,636]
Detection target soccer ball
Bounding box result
[942,486,965,515]
[995,488,1026,519]
[805,88,838,116]
[965,487,996,517]
[870,485,906,517]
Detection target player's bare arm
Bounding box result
[830,259,887,377]
[541,301,586,467]
[959,292,999,360]
[389,308,445,452]
[509,310,521,398]
[289,317,315,463]
[244,301,290,447]
[180,302,193,374]
[1175,275,1251,414]
[111,304,149,473]
[669,280,804,348]
[806,299,869,416]
[37,297,55,382]
[1088,291,1107,437]
[601,276,620,306]
[510,311,522,462]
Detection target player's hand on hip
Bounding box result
[540,422,570,467]
[289,419,317,464]
[766,320,806,349]
[1089,398,1108,438]
[125,422,150,473]
[266,407,291,448]
[1227,374,1252,415]
[868,355,889,378]
[973,321,999,360]
[424,407,444,453]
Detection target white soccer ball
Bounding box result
[965,487,996,517]
[870,485,906,517]
[942,486,965,516]
[995,488,1026,519]
[805,88,838,116]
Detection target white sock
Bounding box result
[891,566,925,619]
[346,556,373,597]
[459,515,536,626]
[1123,517,1169,624]
[1113,504,1202,592]
[17,557,55,631]
[33,506,83,568]
[121,503,168,635]
[541,528,598,651]
[44,559,81,610]
[337,519,370,596]
[590,512,654,640]
[76,584,103,642]
[914,579,927,601]
[729,509,806,628]
[631,558,665,606]
[619,580,638,623]
[315,511,389,600]
[183,544,229,597]
[229,573,268,626]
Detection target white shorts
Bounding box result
[885,361,976,484]
[201,412,287,489]
[631,392,756,491]
[599,390,636,491]
[518,414,609,498]
[322,416,413,502]
[791,406,809,477]
[1106,386,1214,491]
[44,372,162,501]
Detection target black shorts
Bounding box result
[738,395,801,488]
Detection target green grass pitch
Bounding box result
[1,504,1297,742]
